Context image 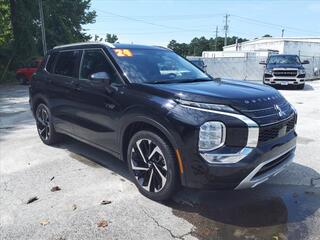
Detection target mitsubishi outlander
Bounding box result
[29,42,297,201]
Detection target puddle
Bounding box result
[170,185,320,240]
[69,152,102,168]
[297,137,315,145]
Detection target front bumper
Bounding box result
[264,77,305,85]
[181,129,297,190]
[235,145,295,189]
[170,104,297,190]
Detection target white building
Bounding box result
[222,37,320,57]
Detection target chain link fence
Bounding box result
[201,55,320,81]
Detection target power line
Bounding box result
[97,10,197,32]
[231,14,320,35]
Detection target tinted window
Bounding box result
[54,50,80,77]
[46,52,58,73]
[80,49,121,84]
[109,48,210,84]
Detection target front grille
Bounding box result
[273,70,297,77]
[258,115,296,144]
[241,100,294,126]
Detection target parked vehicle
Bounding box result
[16,59,42,84]
[30,42,297,201]
[260,54,309,89]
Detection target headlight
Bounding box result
[264,69,273,75]
[298,69,306,75]
[176,99,237,113]
[199,121,226,151]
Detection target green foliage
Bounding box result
[168,36,249,56]
[0,0,12,46]
[0,0,96,83]
[42,0,97,50]
[93,33,119,43]
[105,33,118,43]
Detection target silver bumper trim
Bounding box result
[200,147,253,164]
[235,146,296,190]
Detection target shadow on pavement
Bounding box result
[56,136,320,240]
[168,164,320,240]
[275,83,314,91]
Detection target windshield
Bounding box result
[109,48,211,83]
[267,55,301,65]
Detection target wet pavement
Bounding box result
[0,83,320,240]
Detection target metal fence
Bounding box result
[201,55,320,81]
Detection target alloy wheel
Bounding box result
[36,105,50,141]
[130,139,168,192]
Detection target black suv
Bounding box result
[30,42,297,201]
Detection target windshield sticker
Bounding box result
[114,49,133,57]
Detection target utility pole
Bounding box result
[215,26,218,51]
[224,14,230,46]
[281,29,285,38]
[38,0,47,55]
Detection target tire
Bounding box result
[296,84,305,90]
[35,103,61,145]
[17,75,28,85]
[127,130,179,201]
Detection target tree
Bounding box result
[0,0,12,46]
[263,34,272,37]
[167,36,249,56]
[40,0,96,50]
[105,33,118,43]
[8,0,96,57]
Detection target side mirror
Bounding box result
[259,60,267,65]
[302,60,310,64]
[89,72,113,93]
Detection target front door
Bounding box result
[72,49,124,153]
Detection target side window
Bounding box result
[80,49,121,84]
[45,52,58,73]
[54,50,80,77]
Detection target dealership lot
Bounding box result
[0,82,319,240]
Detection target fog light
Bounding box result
[199,121,226,151]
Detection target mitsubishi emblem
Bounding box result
[274,104,286,118]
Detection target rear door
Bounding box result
[47,50,82,133]
[71,48,124,152]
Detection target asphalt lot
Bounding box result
[0,82,319,240]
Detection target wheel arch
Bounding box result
[120,115,186,184]
[120,116,180,162]
[31,93,49,116]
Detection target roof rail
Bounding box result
[53,42,115,49]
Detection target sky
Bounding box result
[85,0,320,46]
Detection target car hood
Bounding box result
[144,79,284,109]
[139,79,293,125]
[266,63,303,69]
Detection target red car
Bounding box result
[16,59,42,84]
